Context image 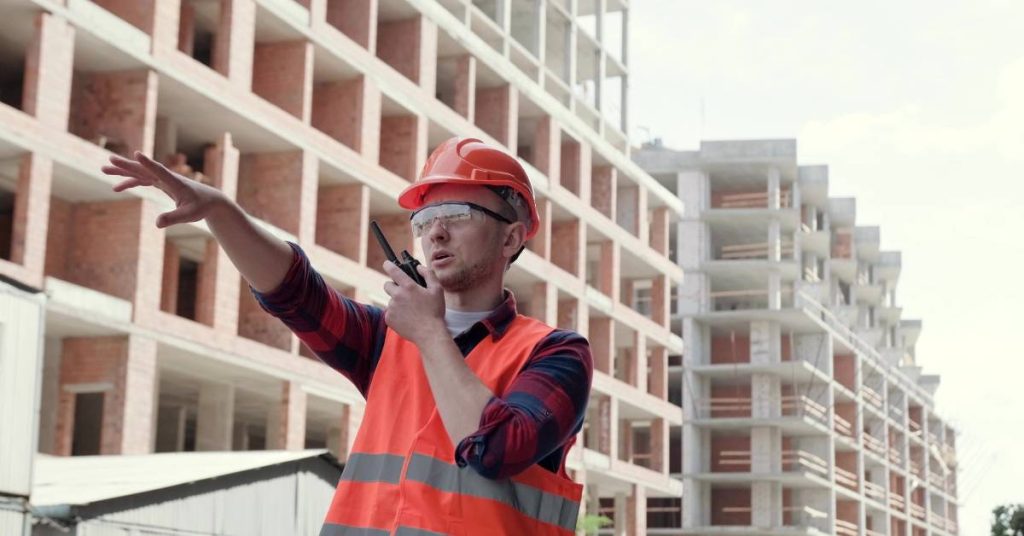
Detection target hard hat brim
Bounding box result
[398,176,540,240]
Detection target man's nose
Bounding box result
[427,218,448,241]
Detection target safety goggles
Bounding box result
[409,202,514,238]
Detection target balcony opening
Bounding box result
[0,52,25,111]
[178,0,220,68]
[0,184,15,261]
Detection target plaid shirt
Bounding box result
[252,242,593,479]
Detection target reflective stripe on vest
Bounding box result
[339,452,580,532]
[320,524,445,536]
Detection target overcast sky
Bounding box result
[627,1,1024,533]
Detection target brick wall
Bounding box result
[69,69,157,157]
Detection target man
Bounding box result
[103,137,592,535]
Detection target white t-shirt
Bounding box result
[444,308,493,337]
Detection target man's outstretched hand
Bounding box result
[103,151,226,228]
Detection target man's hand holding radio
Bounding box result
[381,261,446,348]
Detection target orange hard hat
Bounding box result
[397,137,540,239]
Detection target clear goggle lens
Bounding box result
[409,202,513,237]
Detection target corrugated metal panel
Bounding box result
[0,287,46,497]
[0,508,29,536]
[77,458,338,536]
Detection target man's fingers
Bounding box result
[111,178,146,192]
[382,260,413,285]
[136,152,187,195]
[155,204,197,228]
[417,264,439,289]
[383,281,399,297]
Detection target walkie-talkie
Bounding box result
[370,220,426,287]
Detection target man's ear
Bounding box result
[503,222,528,254]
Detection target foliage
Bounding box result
[577,513,613,535]
[992,504,1024,536]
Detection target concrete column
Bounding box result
[453,55,476,121]
[160,241,181,314]
[750,320,780,365]
[768,218,781,262]
[625,484,647,536]
[650,418,668,473]
[312,75,381,161]
[151,0,182,53]
[613,492,627,536]
[196,380,235,451]
[8,154,53,287]
[22,12,75,130]
[652,274,669,328]
[475,84,518,151]
[266,381,307,450]
[751,374,780,419]
[213,0,255,90]
[649,345,668,399]
[649,206,670,256]
[767,167,781,209]
[630,332,647,392]
[768,272,782,310]
[325,0,378,52]
[751,480,779,527]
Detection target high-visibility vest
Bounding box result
[320,314,584,536]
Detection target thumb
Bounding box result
[156,204,197,228]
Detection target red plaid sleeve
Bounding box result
[454,329,593,479]
[250,242,387,397]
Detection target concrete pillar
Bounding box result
[266,381,307,450]
[768,219,781,262]
[312,75,381,161]
[630,332,647,392]
[475,84,518,152]
[252,40,314,122]
[613,492,627,536]
[649,345,668,399]
[650,418,668,473]
[767,167,781,210]
[453,55,476,121]
[379,114,427,182]
[196,380,235,451]
[376,15,437,92]
[22,12,75,130]
[768,272,782,310]
[213,0,255,90]
[652,274,669,328]
[625,484,647,536]
[55,335,158,455]
[750,320,780,365]
[325,0,378,52]
[160,241,181,314]
[751,480,779,527]
[151,0,182,53]
[650,206,670,255]
[316,184,369,262]
[751,374,780,419]
[8,154,53,287]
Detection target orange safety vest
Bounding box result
[320,314,583,536]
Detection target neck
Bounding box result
[444,277,505,312]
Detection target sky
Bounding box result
[627,1,1024,534]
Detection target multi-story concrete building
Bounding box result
[635,140,959,536]
[0,0,682,534]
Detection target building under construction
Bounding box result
[0,0,958,534]
[636,140,959,536]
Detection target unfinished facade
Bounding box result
[635,140,959,536]
[0,0,681,534]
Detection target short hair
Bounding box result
[486,186,530,266]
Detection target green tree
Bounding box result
[577,513,613,535]
[992,504,1024,536]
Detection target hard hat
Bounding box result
[397,137,540,239]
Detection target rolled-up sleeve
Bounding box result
[250,241,387,396]
[454,329,593,479]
